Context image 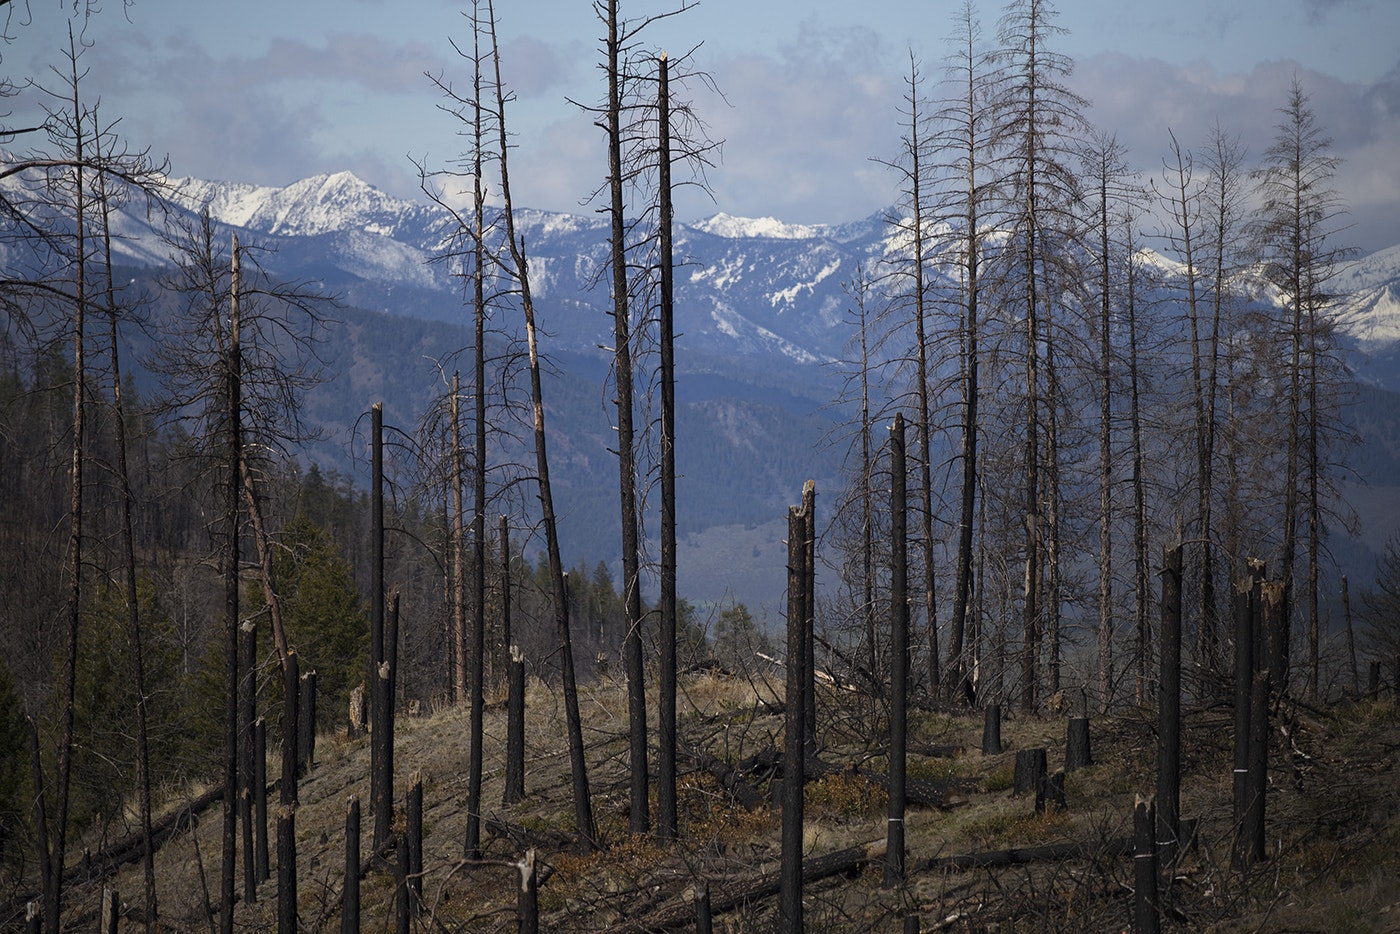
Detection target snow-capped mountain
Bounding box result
[155,170,905,366]
[153,170,1400,375]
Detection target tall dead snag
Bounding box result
[449,374,467,705]
[239,618,257,904]
[483,0,594,851]
[502,519,526,807]
[1158,130,1219,673]
[991,0,1090,713]
[603,0,649,837]
[579,0,712,837]
[370,403,388,847]
[1156,542,1183,865]
[377,594,401,848]
[255,718,269,883]
[885,415,909,888]
[1232,561,1263,852]
[1124,219,1151,706]
[39,39,92,934]
[803,481,817,758]
[1241,669,1270,866]
[1251,77,1355,699]
[1080,128,1138,711]
[278,651,300,934]
[466,4,490,860]
[560,574,596,852]
[94,155,161,929]
[938,3,991,707]
[219,236,243,934]
[779,498,810,932]
[655,50,679,846]
[883,57,939,698]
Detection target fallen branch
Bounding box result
[599,839,887,933]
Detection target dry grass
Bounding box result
[38,679,1400,931]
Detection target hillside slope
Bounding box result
[48,672,1400,932]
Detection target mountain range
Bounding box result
[14,166,1400,613]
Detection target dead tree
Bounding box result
[1157,542,1183,865]
[779,498,809,932]
[483,0,595,851]
[885,415,909,888]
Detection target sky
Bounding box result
[6,0,1400,253]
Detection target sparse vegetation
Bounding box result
[5,672,1394,931]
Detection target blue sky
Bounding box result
[7,0,1400,252]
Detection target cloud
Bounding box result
[497,25,902,226]
[1302,0,1349,24]
[497,35,581,100]
[669,24,902,225]
[254,34,448,94]
[1071,53,1400,253]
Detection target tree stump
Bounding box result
[1014,748,1048,813]
[1066,717,1091,772]
[1134,796,1160,934]
[694,881,712,934]
[348,682,367,739]
[504,648,526,806]
[981,704,1002,755]
[299,670,317,776]
[517,849,539,934]
[1045,769,1067,812]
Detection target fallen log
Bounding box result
[0,785,225,928]
[926,837,1132,871]
[601,839,887,933]
[680,743,764,811]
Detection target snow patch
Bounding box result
[693,212,830,241]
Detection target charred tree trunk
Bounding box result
[505,644,526,807]
[779,499,809,932]
[1241,669,1270,866]
[407,774,423,916]
[240,619,257,905]
[1014,749,1048,813]
[370,402,385,834]
[450,374,467,705]
[1157,543,1183,865]
[561,575,596,852]
[885,415,909,888]
[802,481,817,759]
[485,0,592,852]
[1232,565,1261,846]
[1066,718,1091,772]
[254,718,269,883]
[342,797,359,934]
[981,704,1002,755]
[217,236,243,934]
[278,651,299,934]
[517,849,538,934]
[656,52,679,846]
[1134,796,1160,934]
